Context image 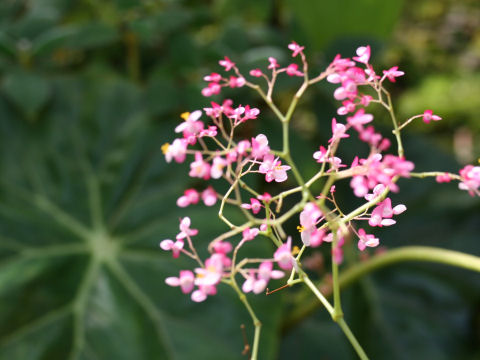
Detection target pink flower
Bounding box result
[259,154,291,183]
[361,95,373,107]
[329,54,355,73]
[299,202,323,246]
[162,138,187,163]
[242,271,265,294]
[352,45,371,64]
[229,76,245,88]
[191,285,215,302]
[176,189,200,207]
[268,57,279,69]
[458,165,480,196]
[243,105,260,121]
[274,237,295,270]
[329,118,350,144]
[383,66,404,82]
[243,262,284,294]
[337,99,356,115]
[213,241,232,254]
[436,173,452,183]
[286,63,303,76]
[236,140,251,156]
[242,227,260,241]
[241,198,262,214]
[201,82,221,97]
[313,145,329,163]
[175,110,204,135]
[288,41,304,57]
[357,229,379,251]
[165,270,195,293]
[250,68,263,77]
[203,73,222,82]
[258,261,284,281]
[219,56,235,71]
[257,192,272,202]
[369,198,406,227]
[422,110,442,124]
[176,217,198,240]
[251,134,270,158]
[201,186,217,206]
[199,125,218,137]
[203,101,223,117]
[210,156,227,179]
[195,254,224,286]
[159,239,184,258]
[189,152,211,179]
[350,175,369,198]
[347,109,373,130]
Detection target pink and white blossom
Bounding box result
[382,66,404,82]
[201,186,217,206]
[160,239,184,258]
[242,227,260,241]
[163,138,188,163]
[259,154,291,183]
[219,56,235,71]
[274,237,295,270]
[189,152,211,179]
[165,270,195,293]
[352,45,371,64]
[288,41,304,57]
[422,110,442,124]
[251,134,270,159]
[241,198,262,214]
[459,165,480,196]
[177,189,200,207]
[210,156,227,179]
[357,229,379,251]
[176,217,198,240]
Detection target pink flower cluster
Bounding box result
[459,165,480,196]
[161,218,286,302]
[163,104,291,186]
[161,42,479,310]
[202,42,306,98]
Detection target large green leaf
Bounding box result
[286,0,404,49]
[1,70,51,120]
[0,72,283,359]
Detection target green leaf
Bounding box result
[66,23,119,50]
[0,72,283,359]
[0,33,16,60]
[1,70,51,119]
[286,0,404,49]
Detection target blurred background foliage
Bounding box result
[0,0,479,359]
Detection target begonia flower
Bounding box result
[165,270,195,294]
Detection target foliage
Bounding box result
[0,0,478,359]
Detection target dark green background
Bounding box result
[0,0,479,359]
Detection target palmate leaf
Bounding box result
[0,71,283,359]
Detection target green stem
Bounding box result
[385,91,404,157]
[283,246,480,332]
[229,277,262,360]
[331,231,343,320]
[301,269,368,359]
[337,318,369,360]
[301,270,334,315]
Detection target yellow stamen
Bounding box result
[297,225,305,233]
[180,112,190,121]
[292,246,300,256]
[161,143,170,154]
